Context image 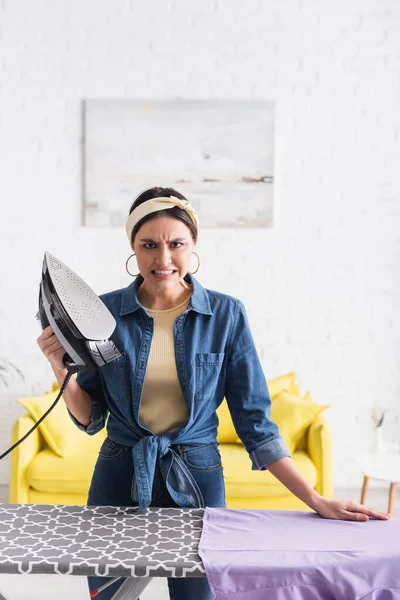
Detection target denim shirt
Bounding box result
[71,274,290,509]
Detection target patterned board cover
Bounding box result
[0,504,205,579]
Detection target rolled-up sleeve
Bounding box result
[224,300,291,470]
[68,368,108,435]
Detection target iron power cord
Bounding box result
[0,371,72,460]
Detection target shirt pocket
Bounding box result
[195,352,225,402]
[99,352,127,404]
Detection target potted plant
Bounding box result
[0,359,24,388]
[370,406,385,453]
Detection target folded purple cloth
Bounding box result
[198,508,400,600]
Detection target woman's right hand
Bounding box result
[37,326,67,372]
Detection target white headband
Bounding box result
[126,196,199,244]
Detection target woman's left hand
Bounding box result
[314,497,391,521]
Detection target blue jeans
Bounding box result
[87,437,226,600]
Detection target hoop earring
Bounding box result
[126,253,140,277]
[188,252,200,275]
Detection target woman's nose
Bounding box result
[156,244,172,265]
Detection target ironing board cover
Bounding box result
[198,508,400,600]
[0,504,205,578]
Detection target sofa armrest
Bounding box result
[9,415,43,503]
[306,414,334,498]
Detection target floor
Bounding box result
[0,486,398,600]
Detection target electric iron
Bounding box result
[37,251,120,373]
[0,252,120,460]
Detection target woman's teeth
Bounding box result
[153,270,175,274]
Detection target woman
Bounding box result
[38,186,390,600]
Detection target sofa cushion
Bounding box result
[26,446,102,494]
[18,392,106,458]
[267,372,299,399]
[216,400,237,443]
[269,391,329,454]
[220,445,317,498]
[29,489,88,505]
[27,444,316,499]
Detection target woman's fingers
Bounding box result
[36,326,66,369]
[37,327,60,351]
[343,502,391,520]
[37,325,54,341]
[342,511,369,521]
[45,338,63,352]
[317,498,391,521]
[37,335,57,352]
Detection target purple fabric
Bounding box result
[198,508,400,600]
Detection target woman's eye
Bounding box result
[142,242,183,249]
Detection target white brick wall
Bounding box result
[0,0,399,488]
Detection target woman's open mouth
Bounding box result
[151,269,177,279]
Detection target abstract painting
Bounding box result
[83,99,275,228]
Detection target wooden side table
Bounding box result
[354,452,400,515]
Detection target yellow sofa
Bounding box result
[10,373,333,509]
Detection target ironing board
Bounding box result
[0,503,205,600]
[2,504,399,600]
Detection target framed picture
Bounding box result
[83,99,275,228]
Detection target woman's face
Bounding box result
[132,215,195,289]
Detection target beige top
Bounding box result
[139,294,191,435]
